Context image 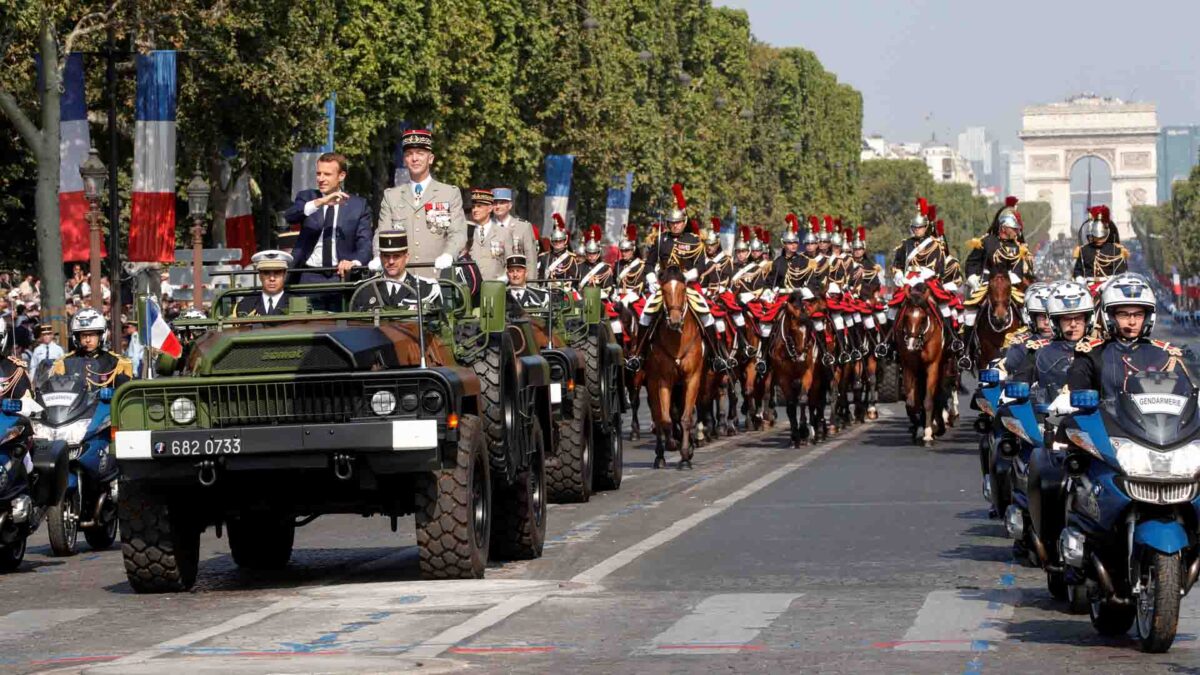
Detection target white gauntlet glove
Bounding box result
[434,254,453,271]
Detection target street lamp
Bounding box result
[185,168,210,310]
[79,147,107,311]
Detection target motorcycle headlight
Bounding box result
[54,419,93,446]
[1111,437,1200,479]
[1065,428,1102,460]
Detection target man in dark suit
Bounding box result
[284,152,374,286]
[235,250,293,317]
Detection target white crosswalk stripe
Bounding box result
[895,589,1014,652]
[0,609,98,642]
[646,593,800,655]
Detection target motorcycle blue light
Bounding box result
[1070,389,1100,411]
[980,369,1001,385]
[99,387,114,403]
[0,400,21,414]
[1004,382,1030,400]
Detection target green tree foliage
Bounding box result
[858,160,933,259]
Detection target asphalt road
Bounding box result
[1,393,1198,674]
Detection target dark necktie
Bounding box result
[266,297,275,314]
[321,205,335,268]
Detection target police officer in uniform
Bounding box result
[1061,273,1185,404]
[506,238,550,311]
[352,229,441,311]
[997,282,1055,376]
[1072,205,1128,283]
[50,309,132,391]
[236,250,294,317]
[0,319,32,401]
[376,129,466,272]
[538,213,580,283]
[578,225,614,294]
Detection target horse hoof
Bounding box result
[653,457,666,469]
[676,460,693,470]
[923,440,934,448]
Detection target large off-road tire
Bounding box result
[46,488,81,557]
[414,414,491,580]
[119,480,201,593]
[547,389,592,504]
[0,535,26,572]
[1136,551,1182,653]
[592,412,624,491]
[579,332,609,422]
[227,514,295,571]
[491,426,547,561]
[877,359,900,404]
[471,338,517,478]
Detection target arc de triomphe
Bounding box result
[1019,95,1158,241]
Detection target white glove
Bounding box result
[645,272,658,286]
[762,290,776,303]
[368,256,383,272]
[1048,391,1076,416]
[684,268,698,282]
[434,254,453,271]
[739,292,755,304]
[967,274,980,287]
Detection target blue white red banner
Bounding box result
[57,53,93,262]
[604,172,633,244]
[543,154,574,233]
[128,51,177,262]
[143,296,182,358]
[291,94,337,199]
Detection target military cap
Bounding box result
[251,249,293,271]
[492,187,514,202]
[378,228,408,253]
[401,129,434,151]
[469,187,494,205]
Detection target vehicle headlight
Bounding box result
[1112,437,1200,479]
[421,390,443,414]
[371,390,397,416]
[1065,428,1101,459]
[56,419,93,446]
[170,397,197,425]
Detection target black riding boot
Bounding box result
[704,323,735,372]
[625,317,653,371]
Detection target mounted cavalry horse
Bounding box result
[766,289,820,447]
[962,196,1033,370]
[642,266,707,469]
[891,274,956,446]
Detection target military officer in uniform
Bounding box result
[578,225,614,294]
[767,215,807,290]
[467,188,511,282]
[505,238,550,310]
[964,196,1032,285]
[236,250,294,317]
[352,229,441,311]
[0,319,32,401]
[538,214,580,283]
[749,227,767,265]
[731,226,764,301]
[490,186,538,280]
[646,205,707,289]
[699,220,733,293]
[50,308,132,391]
[1072,205,1128,283]
[376,129,466,272]
[891,199,946,280]
[614,224,647,301]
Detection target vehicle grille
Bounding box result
[1122,479,1199,505]
[212,343,352,373]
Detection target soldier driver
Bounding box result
[506,238,550,311]
[352,229,441,311]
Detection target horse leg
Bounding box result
[649,381,668,468]
[678,370,701,470]
[922,364,938,447]
[903,365,921,442]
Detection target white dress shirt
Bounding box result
[261,291,285,314]
[302,200,341,268]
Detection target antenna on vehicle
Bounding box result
[414,278,427,369]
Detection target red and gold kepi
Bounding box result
[401,128,434,151]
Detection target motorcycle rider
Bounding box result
[49,309,133,391]
[996,282,1056,378]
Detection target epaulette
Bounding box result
[1152,339,1182,357]
[1076,337,1104,353]
[7,355,27,369]
[1025,338,1050,350]
[1118,244,1129,259]
[1072,246,1081,258]
[964,238,981,250]
[1002,327,1029,347]
[116,355,134,378]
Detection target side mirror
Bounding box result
[98,387,114,403]
[979,369,1001,385]
[1004,381,1031,401]
[1070,389,1100,412]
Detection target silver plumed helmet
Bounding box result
[1086,218,1109,242]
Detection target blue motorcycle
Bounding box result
[0,399,71,571]
[1059,371,1200,652]
[31,362,119,556]
[973,368,1006,516]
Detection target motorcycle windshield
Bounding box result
[35,360,99,426]
[1103,371,1200,449]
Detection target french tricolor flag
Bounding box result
[225,166,256,266]
[143,296,182,358]
[58,53,96,262]
[128,51,177,263]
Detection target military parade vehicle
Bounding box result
[112,271,553,592]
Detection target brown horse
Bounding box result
[894,282,950,447]
[733,307,766,431]
[973,269,1025,369]
[767,291,819,447]
[855,281,886,422]
[644,267,706,469]
[613,301,647,440]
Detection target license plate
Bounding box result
[153,431,242,457]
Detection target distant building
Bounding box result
[1004,149,1025,198]
[1158,125,1200,202]
[861,136,897,161]
[921,144,977,189]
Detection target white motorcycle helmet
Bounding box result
[1021,282,1054,330]
[0,317,8,355]
[70,308,108,351]
[1044,281,1095,339]
[1099,273,1156,338]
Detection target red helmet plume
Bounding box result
[824,215,834,233]
[763,230,771,244]
[785,213,799,234]
[857,226,866,242]
[739,225,751,242]
[532,225,541,241]
[809,215,820,234]
[688,218,700,235]
[916,197,928,216]
[927,205,937,223]
[625,223,637,241]
[710,216,723,232]
[552,213,566,231]
[935,220,945,237]
[671,183,687,210]
[589,224,603,242]
[1005,195,1019,208]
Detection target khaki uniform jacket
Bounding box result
[496,215,538,277]
[376,178,468,266]
[469,221,511,282]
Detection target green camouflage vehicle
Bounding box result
[522,283,625,503]
[113,274,552,592]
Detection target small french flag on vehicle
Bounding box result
[144,297,182,358]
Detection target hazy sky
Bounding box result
[717,0,1200,149]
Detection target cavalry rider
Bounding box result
[848,227,888,335]
[700,219,734,291]
[963,196,1034,329]
[731,226,764,300]
[827,223,852,288]
[351,229,442,311]
[538,213,581,283]
[1061,273,1185,404]
[614,224,647,306]
[749,227,767,265]
[0,319,32,401]
[768,214,808,290]
[933,217,966,335]
[888,198,958,350]
[50,308,133,391]
[578,225,614,294]
[996,281,1055,379]
[1072,205,1128,285]
[626,184,735,372]
[817,216,833,257]
[506,237,551,310]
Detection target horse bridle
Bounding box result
[662,280,689,332]
[899,301,934,350]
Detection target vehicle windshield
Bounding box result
[34,358,100,426]
[1103,370,1200,449]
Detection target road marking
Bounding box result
[0,609,97,641]
[891,589,1015,652]
[647,593,799,655]
[410,427,859,658]
[1175,594,1200,649]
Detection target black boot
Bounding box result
[625,319,652,371]
[705,323,735,372]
